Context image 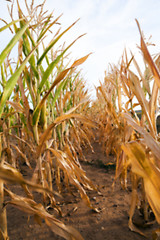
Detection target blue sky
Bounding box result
[1,0,160,97]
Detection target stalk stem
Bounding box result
[0,134,8,240]
[0,181,8,240]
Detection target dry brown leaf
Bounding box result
[122,113,160,164]
[5,189,83,240]
[37,113,97,156]
[10,143,31,169]
[0,164,60,197]
[48,148,99,212]
[122,142,160,224]
[6,101,24,113]
[136,19,160,89]
[71,53,92,68]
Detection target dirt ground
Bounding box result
[6,138,159,240]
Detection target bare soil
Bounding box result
[6,138,158,240]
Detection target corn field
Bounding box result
[1,0,160,240]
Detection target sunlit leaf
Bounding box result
[0,19,31,67]
[0,43,40,118]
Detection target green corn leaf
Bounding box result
[38,34,84,94]
[16,0,37,49]
[22,32,39,80]
[23,66,36,107]
[32,53,90,126]
[42,42,50,66]
[52,80,66,110]
[0,44,39,118]
[9,63,13,76]
[25,27,39,56]
[25,28,36,48]
[0,20,31,67]
[1,65,6,88]
[37,19,80,66]
[16,0,39,76]
[62,77,70,91]
[38,51,67,94]
[0,18,24,32]
[32,68,71,126]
